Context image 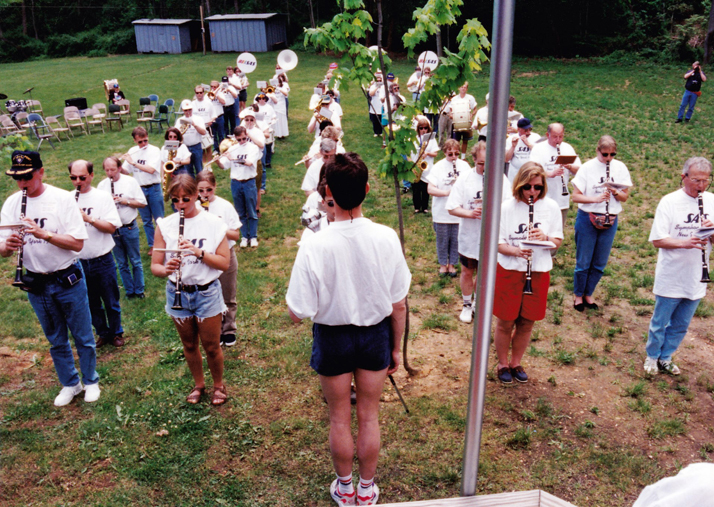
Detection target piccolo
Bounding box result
[11,189,28,289]
[557,143,568,196]
[523,196,534,295]
[603,160,613,228]
[172,209,185,310]
[699,193,711,283]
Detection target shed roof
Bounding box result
[205,13,281,21]
[132,19,194,25]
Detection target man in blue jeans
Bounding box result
[644,157,714,375]
[676,61,707,123]
[70,159,126,348]
[98,156,147,299]
[120,126,164,256]
[174,100,207,177]
[1,151,100,407]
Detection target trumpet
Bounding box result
[11,189,28,290]
[172,209,185,310]
[314,106,329,124]
[207,90,216,101]
[523,196,534,295]
[699,192,711,283]
[178,117,192,135]
[263,85,275,94]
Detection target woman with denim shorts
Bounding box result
[151,174,230,405]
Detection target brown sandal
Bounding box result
[211,385,228,406]
[186,386,205,404]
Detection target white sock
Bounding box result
[358,477,374,499]
[463,294,472,306]
[337,474,354,495]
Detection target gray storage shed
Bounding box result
[206,14,287,53]
[132,19,194,54]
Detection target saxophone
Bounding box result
[162,147,177,201]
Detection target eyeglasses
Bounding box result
[195,91,204,95]
[236,137,248,141]
[244,118,255,122]
[137,139,149,145]
[198,188,214,193]
[69,175,87,181]
[446,152,460,157]
[600,152,616,158]
[12,172,35,181]
[687,175,713,185]
[171,197,193,203]
[418,126,429,131]
[522,184,544,191]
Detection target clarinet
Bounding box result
[111,179,115,198]
[523,196,534,295]
[699,193,711,283]
[557,144,568,196]
[12,189,28,288]
[75,188,81,202]
[171,209,185,310]
[603,160,613,228]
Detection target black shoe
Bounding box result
[684,119,690,123]
[497,366,513,384]
[574,301,585,312]
[511,365,528,383]
[222,334,236,347]
[584,301,599,311]
[675,118,683,123]
[135,293,145,299]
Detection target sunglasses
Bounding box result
[195,91,204,95]
[198,187,214,193]
[600,152,616,157]
[137,139,149,144]
[236,137,248,141]
[418,126,429,130]
[522,184,544,191]
[69,175,87,181]
[12,172,35,181]
[171,197,193,203]
[446,152,460,157]
[326,200,335,207]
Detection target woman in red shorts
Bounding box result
[494,161,563,384]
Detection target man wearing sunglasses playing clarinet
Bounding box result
[1,151,100,407]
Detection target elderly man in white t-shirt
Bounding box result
[644,157,714,376]
[446,82,477,158]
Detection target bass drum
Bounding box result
[452,110,471,133]
[5,100,17,113]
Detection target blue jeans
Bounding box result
[186,143,203,177]
[646,296,700,361]
[677,89,699,120]
[138,183,164,248]
[112,221,145,296]
[81,252,123,339]
[28,266,98,387]
[223,104,237,137]
[261,145,272,191]
[231,178,258,240]
[573,209,618,297]
[212,115,225,152]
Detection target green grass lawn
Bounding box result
[1,52,714,506]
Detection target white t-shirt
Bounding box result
[301,158,325,194]
[0,185,88,273]
[255,103,277,127]
[571,158,632,214]
[205,196,242,249]
[210,93,225,117]
[529,140,581,210]
[427,158,471,224]
[445,94,477,115]
[156,209,228,286]
[286,217,411,326]
[191,98,215,124]
[160,144,191,164]
[409,135,440,183]
[76,188,122,260]
[242,124,266,149]
[446,171,512,260]
[498,196,563,273]
[174,115,206,147]
[649,189,714,300]
[506,132,541,182]
[368,82,384,114]
[221,86,235,107]
[97,175,147,225]
[219,141,261,181]
[472,106,489,137]
[123,144,162,186]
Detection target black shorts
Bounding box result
[310,317,391,376]
[238,89,248,102]
[452,130,473,142]
[460,254,478,270]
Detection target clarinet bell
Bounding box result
[523,278,533,295]
[702,267,711,284]
[171,290,184,310]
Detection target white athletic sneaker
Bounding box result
[357,484,379,506]
[239,238,248,248]
[459,304,473,323]
[250,238,259,248]
[330,479,356,506]
[643,357,658,375]
[658,359,681,375]
[54,383,84,407]
[84,383,101,403]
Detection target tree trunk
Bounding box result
[235,0,240,14]
[21,0,28,36]
[307,0,315,29]
[377,0,417,377]
[31,0,38,40]
[436,28,443,58]
[204,0,211,16]
[705,0,714,64]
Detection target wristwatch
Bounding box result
[197,250,205,261]
[46,232,54,242]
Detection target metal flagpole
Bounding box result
[461,0,516,496]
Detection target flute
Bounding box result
[523,196,534,295]
[11,189,28,289]
[171,209,185,310]
[603,160,613,228]
[557,144,568,196]
[699,193,711,283]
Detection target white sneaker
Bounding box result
[84,383,101,403]
[357,483,379,506]
[658,359,681,375]
[643,357,659,375]
[459,304,473,323]
[249,238,259,248]
[239,237,248,248]
[54,383,84,407]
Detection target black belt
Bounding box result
[121,219,136,228]
[27,263,78,281]
[141,183,159,188]
[171,279,216,293]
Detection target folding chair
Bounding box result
[136,105,156,128]
[136,97,151,120]
[64,106,87,136]
[85,107,105,134]
[47,116,72,140]
[106,104,123,130]
[149,104,170,132]
[27,113,57,150]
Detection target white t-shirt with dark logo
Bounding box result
[97,175,147,225]
[123,144,162,186]
[529,141,581,210]
[76,187,122,260]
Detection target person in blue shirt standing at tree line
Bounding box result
[676,61,706,124]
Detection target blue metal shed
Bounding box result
[206,14,287,53]
[132,19,195,54]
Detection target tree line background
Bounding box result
[0,0,713,63]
